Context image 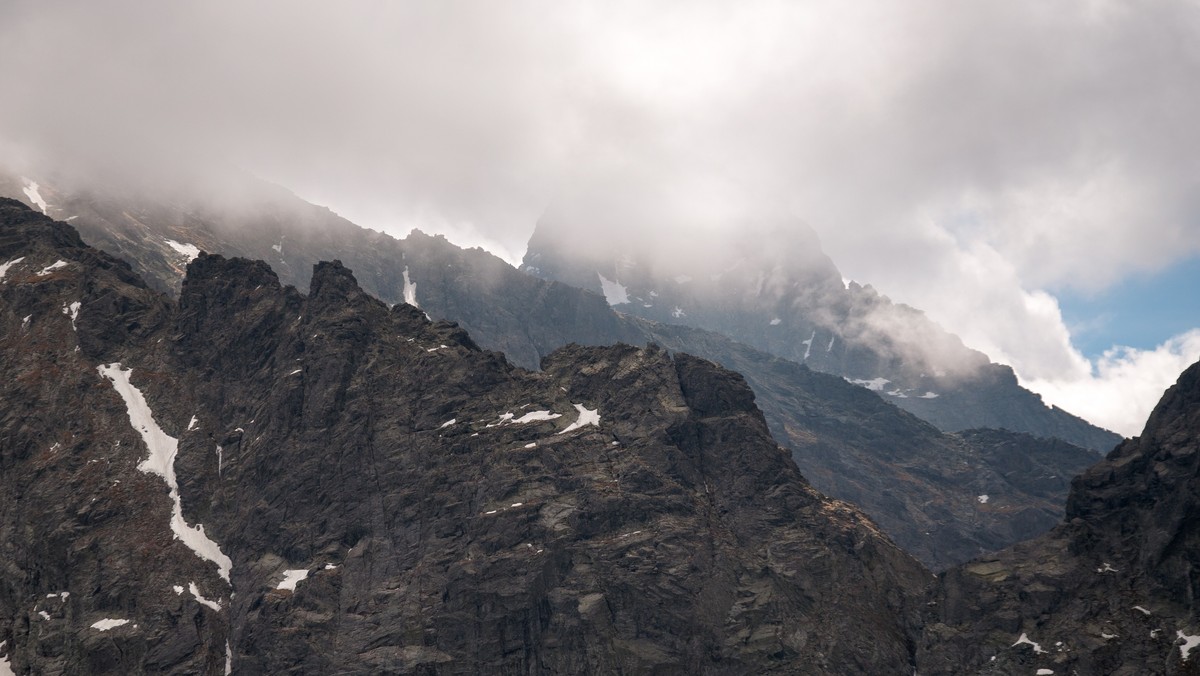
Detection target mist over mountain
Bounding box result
[0,171,1117,572]
[5,0,1200,436]
[3,198,1200,673]
[523,205,1121,451]
[3,2,1200,672]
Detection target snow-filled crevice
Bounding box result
[21,179,48,213]
[98,363,233,582]
[402,266,419,307]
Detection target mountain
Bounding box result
[918,359,1200,674]
[0,174,1105,570]
[6,199,1200,674]
[633,319,1100,569]
[0,199,932,674]
[521,216,1121,453]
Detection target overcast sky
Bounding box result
[2,0,1199,435]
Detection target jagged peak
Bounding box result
[309,259,366,303]
[183,252,279,290]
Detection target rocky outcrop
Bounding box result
[0,200,929,674]
[919,360,1200,675]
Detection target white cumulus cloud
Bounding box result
[1024,330,1200,438]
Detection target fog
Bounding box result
[3,0,1200,434]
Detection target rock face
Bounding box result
[635,320,1100,570]
[521,217,1121,453]
[0,199,929,674]
[0,175,1109,571]
[919,360,1200,675]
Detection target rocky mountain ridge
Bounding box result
[3,200,1200,673]
[0,200,928,674]
[0,179,1106,570]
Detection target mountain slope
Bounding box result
[637,320,1102,569]
[919,358,1200,675]
[0,199,929,674]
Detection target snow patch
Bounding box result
[37,611,51,621]
[189,581,222,611]
[0,257,26,281]
[802,330,816,360]
[440,418,456,429]
[1097,562,1118,573]
[558,404,600,435]
[22,179,48,213]
[0,642,12,676]
[62,301,80,330]
[827,335,836,351]
[524,443,536,449]
[1178,631,1200,660]
[1037,670,1054,675]
[225,640,233,675]
[919,391,940,399]
[674,275,692,284]
[173,585,184,595]
[288,368,302,375]
[402,266,419,307]
[596,272,630,305]
[1012,632,1046,653]
[277,569,309,591]
[187,416,198,431]
[848,377,890,392]
[38,260,68,275]
[1133,605,1151,615]
[769,317,781,326]
[91,618,130,631]
[98,363,232,582]
[671,306,685,318]
[512,410,561,424]
[977,495,989,504]
[164,240,201,262]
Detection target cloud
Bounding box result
[2,0,1199,430]
[1024,329,1200,438]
